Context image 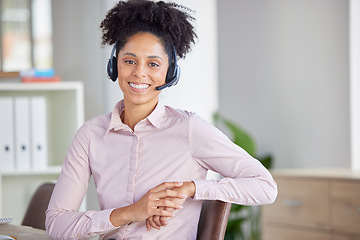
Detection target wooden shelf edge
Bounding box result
[0,72,20,78]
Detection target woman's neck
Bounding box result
[121,99,158,131]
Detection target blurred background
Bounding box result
[1,0,360,238]
[1,0,357,169]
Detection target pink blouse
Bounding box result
[45,100,277,240]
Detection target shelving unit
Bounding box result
[0,81,84,225]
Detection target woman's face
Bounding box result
[117,32,169,108]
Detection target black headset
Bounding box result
[107,40,180,91]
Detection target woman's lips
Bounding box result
[129,82,150,91]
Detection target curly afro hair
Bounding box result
[100,0,197,60]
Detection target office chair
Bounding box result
[22,183,55,230]
[197,200,232,240]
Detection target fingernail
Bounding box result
[180,193,187,198]
[178,182,183,185]
[179,205,183,209]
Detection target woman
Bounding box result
[45,1,277,239]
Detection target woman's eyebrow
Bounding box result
[123,53,137,57]
[123,52,163,61]
[148,55,163,61]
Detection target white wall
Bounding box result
[52,0,105,120]
[218,0,351,169]
[350,0,360,170]
[160,0,218,122]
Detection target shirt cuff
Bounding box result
[193,179,217,200]
[89,208,119,233]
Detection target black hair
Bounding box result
[100,0,197,60]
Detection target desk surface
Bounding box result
[0,224,48,240]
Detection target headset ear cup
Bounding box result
[112,57,118,81]
[107,56,118,82]
[172,65,180,86]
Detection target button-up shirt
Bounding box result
[46,100,277,240]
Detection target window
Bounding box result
[0,0,52,75]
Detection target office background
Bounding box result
[49,0,357,210]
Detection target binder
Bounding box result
[0,97,15,171]
[30,96,48,170]
[14,97,31,170]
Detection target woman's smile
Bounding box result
[128,82,151,91]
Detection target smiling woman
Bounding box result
[45,1,277,240]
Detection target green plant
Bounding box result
[213,112,273,240]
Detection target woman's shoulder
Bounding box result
[163,105,210,127]
[163,105,195,120]
[85,112,112,127]
[77,112,112,136]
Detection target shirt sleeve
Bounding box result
[45,122,119,240]
[188,113,278,205]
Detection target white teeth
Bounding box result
[129,83,150,89]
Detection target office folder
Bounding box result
[0,97,15,171]
[30,96,48,170]
[14,97,31,170]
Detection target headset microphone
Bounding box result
[156,64,180,91]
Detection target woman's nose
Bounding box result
[133,63,147,77]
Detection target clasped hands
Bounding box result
[110,181,196,230]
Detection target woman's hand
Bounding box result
[110,182,187,227]
[146,181,196,230]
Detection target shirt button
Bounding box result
[229,197,235,202]
[204,193,209,198]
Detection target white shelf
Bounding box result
[0,81,83,91]
[0,81,84,224]
[0,166,62,176]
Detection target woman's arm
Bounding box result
[46,122,116,239]
[188,113,277,205]
[146,113,277,230]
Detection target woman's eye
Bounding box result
[125,60,135,65]
[149,62,159,67]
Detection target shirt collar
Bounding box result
[105,99,165,135]
[147,100,165,129]
[106,100,126,134]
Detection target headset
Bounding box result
[107,40,180,91]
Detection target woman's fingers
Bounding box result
[149,189,187,202]
[147,217,161,230]
[159,216,168,226]
[146,208,174,231]
[150,182,183,192]
[153,214,162,227]
[156,198,183,210]
[146,218,151,230]
[121,182,188,226]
